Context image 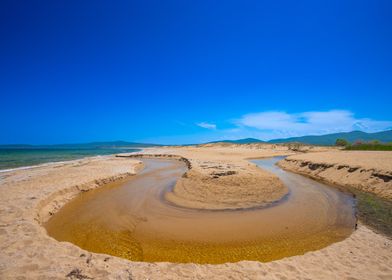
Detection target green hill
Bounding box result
[268,130,392,145]
[3,130,392,148]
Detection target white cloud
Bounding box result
[196,122,217,130]
[235,110,392,139]
[140,110,392,144]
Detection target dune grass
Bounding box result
[353,190,392,237]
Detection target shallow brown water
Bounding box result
[44,157,356,264]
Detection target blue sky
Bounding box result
[1,1,392,144]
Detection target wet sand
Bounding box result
[45,157,355,264]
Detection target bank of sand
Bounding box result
[278,151,392,200]
[119,145,296,210]
[0,146,391,279]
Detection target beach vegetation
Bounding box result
[335,138,349,147]
[344,140,392,151]
[354,189,392,237]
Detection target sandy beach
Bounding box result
[1,145,391,279]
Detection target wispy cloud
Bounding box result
[235,110,392,139]
[196,122,217,130]
[141,110,392,144]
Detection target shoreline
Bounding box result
[0,148,143,173]
[0,146,391,279]
[0,155,116,174]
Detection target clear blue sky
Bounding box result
[1,1,392,144]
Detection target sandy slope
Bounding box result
[121,146,293,209]
[0,147,391,279]
[278,151,392,200]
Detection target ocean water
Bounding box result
[0,148,140,171]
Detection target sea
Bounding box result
[0,148,140,171]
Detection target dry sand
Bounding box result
[278,151,392,200]
[120,145,293,210]
[1,146,392,279]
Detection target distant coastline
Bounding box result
[0,147,141,171]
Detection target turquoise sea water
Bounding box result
[0,148,140,170]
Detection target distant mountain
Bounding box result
[0,141,160,149]
[3,130,392,148]
[0,144,36,149]
[208,138,265,144]
[268,130,392,145]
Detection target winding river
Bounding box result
[44,157,356,264]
